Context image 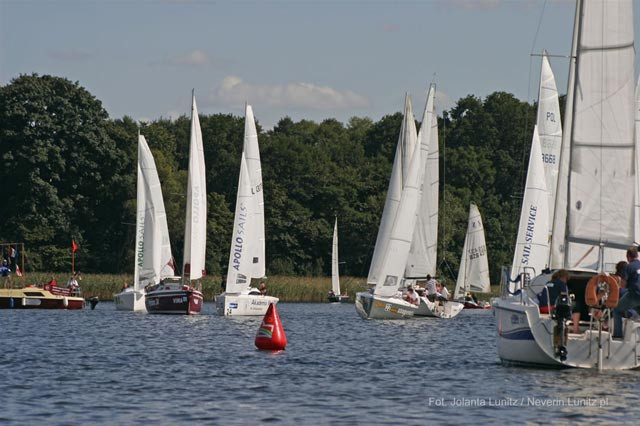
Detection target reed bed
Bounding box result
[7,273,497,303]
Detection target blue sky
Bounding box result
[2,0,639,128]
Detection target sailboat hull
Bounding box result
[415,297,463,318]
[145,287,203,315]
[493,293,640,370]
[0,287,84,310]
[215,292,279,316]
[328,295,349,303]
[114,288,146,311]
[355,291,417,319]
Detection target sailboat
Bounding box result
[115,134,175,311]
[146,93,205,314]
[356,94,422,319]
[453,203,491,309]
[494,0,640,369]
[215,104,278,316]
[328,218,349,303]
[410,85,463,318]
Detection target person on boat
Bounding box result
[259,281,267,295]
[1,259,11,288]
[120,282,129,292]
[537,269,569,315]
[67,272,80,295]
[425,275,438,301]
[613,247,640,339]
[436,282,449,302]
[403,286,419,305]
[464,292,479,304]
[328,289,335,298]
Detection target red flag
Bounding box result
[15,265,22,277]
[72,240,78,253]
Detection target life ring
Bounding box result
[585,274,619,308]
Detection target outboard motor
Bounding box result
[88,296,99,310]
[552,294,572,361]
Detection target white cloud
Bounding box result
[170,49,211,66]
[48,49,92,62]
[208,76,371,110]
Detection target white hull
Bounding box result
[493,297,640,370]
[355,291,418,320]
[215,291,279,316]
[114,288,146,312]
[415,297,463,319]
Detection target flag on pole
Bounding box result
[15,265,22,277]
[72,240,78,253]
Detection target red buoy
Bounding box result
[255,303,287,350]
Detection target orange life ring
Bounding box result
[585,274,619,308]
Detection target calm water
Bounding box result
[1,302,638,425]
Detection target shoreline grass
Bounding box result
[6,273,498,303]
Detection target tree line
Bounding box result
[0,74,548,286]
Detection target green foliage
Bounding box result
[1,73,539,285]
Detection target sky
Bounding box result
[1,0,640,129]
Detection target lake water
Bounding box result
[1,302,638,425]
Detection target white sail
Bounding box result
[331,218,340,295]
[406,85,438,278]
[635,76,640,244]
[367,94,417,285]
[552,0,636,271]
[134,135,174,290]
[374,133,422,298]
[510,126,549,278]
[454,203,490,299]
[400,94,418,187]
[243,105,266,278]
[226,154,254,294]
[183,94,207,281]
[537,52,562,235]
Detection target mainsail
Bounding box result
[406,84,438,278]
[243,105,266,278]
[537,52,562,235]
[183,94,207,281]
[331,218,340,296]
[550,0,636,271]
